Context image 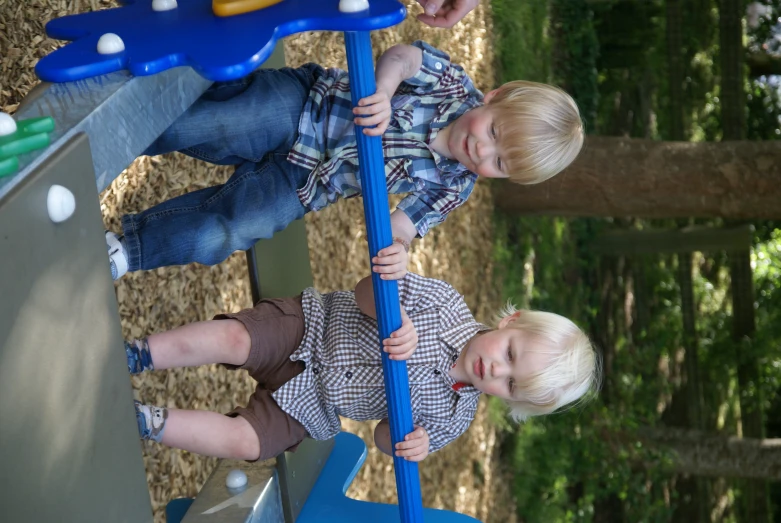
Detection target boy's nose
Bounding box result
[490,361,506,378]
[476,141,494,159]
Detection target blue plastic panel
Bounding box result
[298,432,481,523]
[344,31,423,523]
[36,0,406,82]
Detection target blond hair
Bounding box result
[488,81,584,185]
[494,302,601,422]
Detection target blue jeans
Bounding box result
[122,64,322,271]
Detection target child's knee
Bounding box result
[227,416,261,461]
[223,319,252,365]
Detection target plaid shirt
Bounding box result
[272,273,489,453]
[288,40,483,237]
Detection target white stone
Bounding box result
[152,0,178,12]
[225,469,247,489]
[47,185,76,223]
[339,0,369,13]
[0,112,17,137]
[97,33,125,55]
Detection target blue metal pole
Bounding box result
[343,31,424,523]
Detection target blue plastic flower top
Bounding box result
[35,0,406,83]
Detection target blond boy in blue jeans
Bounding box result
[107,40,584,281]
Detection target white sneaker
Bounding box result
[106,231,128,280]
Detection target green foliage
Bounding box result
[753,231,781,418]
[747,78,781,140]
[550,0,600,132]
[490,0,600,130]
[755,230,781,515]
[506,409,677,523]
[493,213,781,520]
[653,0,721,141]
[489,1,781,520]
[492,215,675,521]
[591,0,661,70]
[489,0,551,83]
[591,0,663,137]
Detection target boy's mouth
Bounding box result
[473,357,484,379]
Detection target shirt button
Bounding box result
[452,355,458,362]
[435,62,442,70]
[433,370,441,375]
[345,371,353,379]
[312,368,319,375]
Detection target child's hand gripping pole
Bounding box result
[344,31,425,523]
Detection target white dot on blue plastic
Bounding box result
[435,62,442,70]
[226,469,248,489]
[339,0,369,13]
[152,0,177,12]
[97,33,125,55]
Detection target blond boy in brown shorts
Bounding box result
[128,272,600,462]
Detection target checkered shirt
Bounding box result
[271,273,489,453]
[288,40,484,238]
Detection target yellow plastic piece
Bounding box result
[212,0,285,17]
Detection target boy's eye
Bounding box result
[491,124,497,139]
[507,346,512,362]
[508,378,515,393]
[496,157,503,171]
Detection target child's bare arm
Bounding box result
[366,210,416,281]
[348,218,413,288]
[353,45,423,136]
[375,44,424,97]
[389,209,417,254]
[374,419,430,462]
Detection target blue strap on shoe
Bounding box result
[125,339,154,374]
[134,401,167,442]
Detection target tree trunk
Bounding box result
[718,0,768,517]
[730,249,763,438]
[719,0,745,140]
[637,427,781,480]
[595,256,618,405]
[729,248,772,522]
[666,0,685,141]
[675,253,710,523]
[638,66,655,139]
[679,253,704,431]
[493,137,781,219]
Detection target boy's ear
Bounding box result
[483,89,501,104]
[498,310,522,329]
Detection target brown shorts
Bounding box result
[214,295,309,461]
